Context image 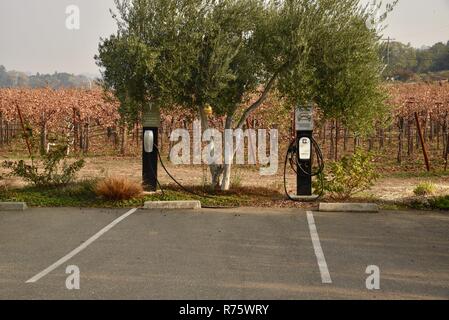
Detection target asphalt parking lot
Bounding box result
[0,207,448,300]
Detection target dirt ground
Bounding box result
[92,157,449,201]
[3,156,448,203]
[369,176,449,200]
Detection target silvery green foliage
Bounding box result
[96,0,393,188]
[3,146,85,187]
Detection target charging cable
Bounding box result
[283,136,325,202]
[151,144,239,209]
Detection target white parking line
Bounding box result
[25,208,138,283]
[306,211,332,284]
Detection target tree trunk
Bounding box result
[198,106,223,189]
[221,115,234,191]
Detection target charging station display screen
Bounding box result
[299,138,311,160]
[144,130,154,153]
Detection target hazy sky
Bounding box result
[0,0,448,75]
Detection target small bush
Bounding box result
[429,195,449,210]
[315,149,379,200]
[413,181,436,197]
[2,146,84,187]
[95,176,143,201]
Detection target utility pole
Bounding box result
[381,37,396,80]
[382,37,396,66]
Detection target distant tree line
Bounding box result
[383,40,449,81]
[1,38,447,89]
[0,65,93,89]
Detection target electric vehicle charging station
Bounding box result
[284,102,324,202]
[296,104,314,197]
[142,104,161,191]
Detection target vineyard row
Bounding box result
[1,83,449,169]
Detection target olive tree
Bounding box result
[96,0,392,190]
[97,0,264,188]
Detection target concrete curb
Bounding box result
[319,203,379,213]
[143,201,201,210]
[0,202,28,211]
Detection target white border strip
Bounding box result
[26,208,138,283]
[306,211,332,284]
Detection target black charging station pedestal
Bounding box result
[142,127,158,191]
[142,105,161,192]
[292,104,319,202]
[297,130,313,196]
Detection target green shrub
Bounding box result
[315,149,379,200]
[2,145,85,187]
[413,181,436,197]
[429,195,449,210]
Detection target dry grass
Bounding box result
[94,176,143,201]
[0,180,8,193]
[0,175,17,193]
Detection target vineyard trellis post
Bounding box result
[445,131,449,171]
[39,111,47,155]
[0,112,3,147]
[15,103,32,158]
[397,117,404,164]
[414,112,431,172]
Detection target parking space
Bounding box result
[0,208,130,298]
[0,207,448,299]
[313,211,449,299]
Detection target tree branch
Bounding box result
[236,72,278,129]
